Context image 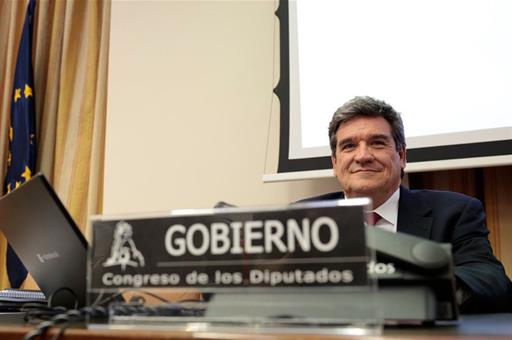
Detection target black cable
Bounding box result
[47,287,79,310]
[92,289,126,307]
[23,305,108,340]
[23,287,203,340]
[50,323,68,340]
[21,287,112,339]
[22,287,108,340]
[120,289,173,303]
[94,288,173,306]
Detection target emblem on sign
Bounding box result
[103,221,145,271]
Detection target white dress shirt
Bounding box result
[371,188,400,233]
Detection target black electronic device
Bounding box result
[366,226,458,322]
[0,174,87,308]
[205,226,458,324]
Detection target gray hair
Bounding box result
[328,96,406,156]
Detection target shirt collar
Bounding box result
[372,187,400,228]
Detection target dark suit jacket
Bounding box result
[300,186,512,313]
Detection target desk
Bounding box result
[0,314,510,340]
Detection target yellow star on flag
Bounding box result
[21,166,32,182]
[14,88,21,102]
[9,127,13,141]
[15,181,21,189]
[7,153,11,166]
[24,84,33,98]
[7,183,11,194]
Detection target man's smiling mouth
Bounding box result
[352,168,380,173]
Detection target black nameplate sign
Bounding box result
[89,201,370,291]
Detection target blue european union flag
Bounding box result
[4,0,37,288]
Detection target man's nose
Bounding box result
[354,143,374,163]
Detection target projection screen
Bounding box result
[268,0,512,181]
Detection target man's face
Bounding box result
[331,116,406,206]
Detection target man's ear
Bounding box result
[331,155,337,177]
[399,147,407,170]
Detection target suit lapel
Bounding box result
[397,186,434,239]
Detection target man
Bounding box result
[304,96,512,313]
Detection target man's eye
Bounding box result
[340,143,355,151]
[371,140,387,147]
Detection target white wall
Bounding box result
[104,0,338,215]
